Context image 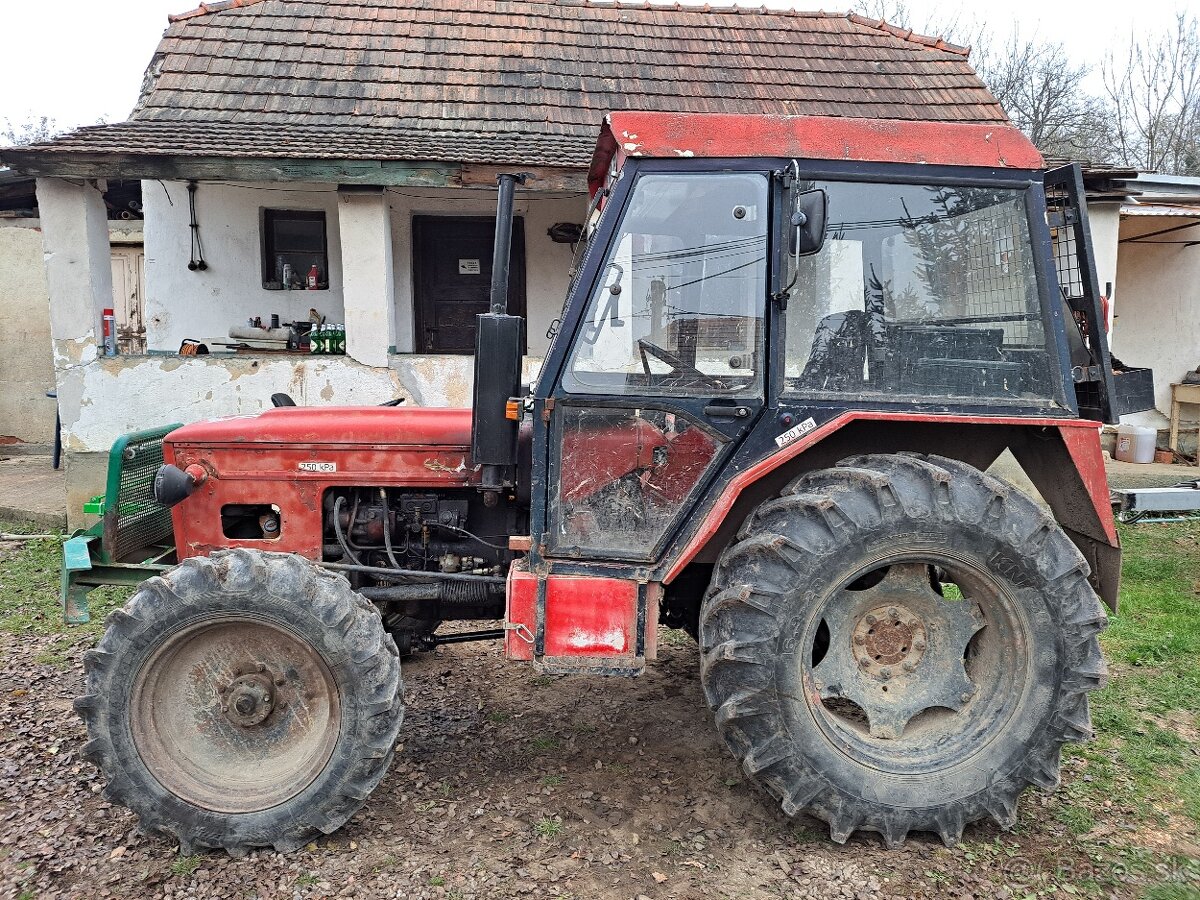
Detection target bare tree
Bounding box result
[0,114,64,147]
[976,34,1110,162]
[1103,12,1200,175]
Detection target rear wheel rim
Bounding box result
[131,616,341,813]
[804,553,1031,774]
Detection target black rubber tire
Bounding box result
[75,549,404,856]
[700,453,1108,848]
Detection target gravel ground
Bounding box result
[0,627,1153,900]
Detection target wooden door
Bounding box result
[413,216,526,354]
[110,245,146,354]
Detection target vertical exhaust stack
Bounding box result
[471,173,527,493]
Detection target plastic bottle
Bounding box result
[1114,424,1156,464]
[307,263,319,290]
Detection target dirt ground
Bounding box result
[0,624,1163,900]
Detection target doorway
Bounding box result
[412,216,526,353]
[110,244,146,355]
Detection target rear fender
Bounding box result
[665,413,1119,611]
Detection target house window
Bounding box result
[262,209,329,290]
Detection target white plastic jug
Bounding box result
[1114,424,1156,464]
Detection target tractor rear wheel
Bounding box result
[75,549,403,855]
[700,453,1107,847]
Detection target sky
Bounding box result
[0,0,1188,134]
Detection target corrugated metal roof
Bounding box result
[1121,204,1200,218]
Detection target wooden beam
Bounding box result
[0,151,462,187]
[460,164,587,193]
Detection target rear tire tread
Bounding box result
[700,453,1107,847]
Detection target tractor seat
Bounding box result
[797,310,867,391]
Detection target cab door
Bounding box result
[544,169,771,562]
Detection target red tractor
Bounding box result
[75,112,1147,855]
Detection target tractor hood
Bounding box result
[165,406,474,449]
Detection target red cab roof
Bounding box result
[588,112,1044,195]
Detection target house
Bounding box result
[0,0,1016,525]
[1062,168,1200,441]
[0,171,144,448]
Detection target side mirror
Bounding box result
[791,188,828,257]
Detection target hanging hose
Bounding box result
[332,495,362,565]
[379,487,404,569]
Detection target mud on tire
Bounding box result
[75,549,404,855]
[700,453,1108,847]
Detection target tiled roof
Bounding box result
[9,0,1007,169]
[20,120,596,167]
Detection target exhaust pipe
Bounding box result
[471,173,528,492]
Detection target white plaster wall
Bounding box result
[1111,215,1200,420]
[338,190,394,367]
[142,181,346,351]
[1086,202,1121,331]
[385,187,587,355]
[0,221,56,442]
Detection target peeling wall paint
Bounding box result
[0,222,56,442]
[55,353,545,453]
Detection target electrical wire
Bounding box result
[427,521,510,551]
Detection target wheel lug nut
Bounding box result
[888,607,899,619]
[913,640,926,651]
[865,614,877,625]
[859,657,871,668]
[853,635,866,645]
[902,661,916,672]
[880,668,892,680]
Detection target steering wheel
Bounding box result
[637,339,726,390]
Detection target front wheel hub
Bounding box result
[224,672,276,727]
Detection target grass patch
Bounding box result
[169,855,201,877]
[529,735,558,754]
[295,873,319,888]
[534,817,562,838]
[0,525,133,666]
[1061,521,1200,839]
[539,774,565,788]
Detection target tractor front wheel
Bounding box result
[700,454,1107,847]
[75,549,403,855]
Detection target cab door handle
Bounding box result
[704,404,751,419]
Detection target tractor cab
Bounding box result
[496,112,1142,671]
